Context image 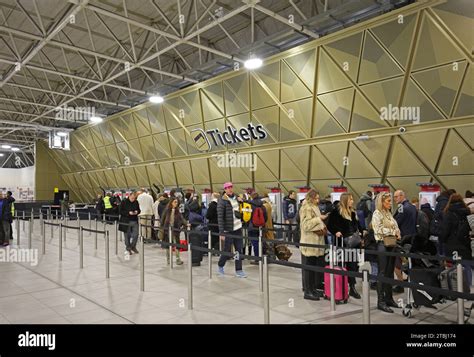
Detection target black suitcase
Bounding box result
[189,225,206,265]
[410,268,443,307]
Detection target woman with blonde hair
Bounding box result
[299,189,328,301]
[327,192,363,299]
[371,192,401,313]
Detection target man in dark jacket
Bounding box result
[393,190,417,237]
[283,190,297,242]
[0,192,14,246]
[420,199,435,224]
[158,193,170,218]
[217,182,247,278]
[393,189,417,293]
[206,192,219,251]
[119,192,141,255]
[6,191,15,241]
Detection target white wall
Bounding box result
[0,166,35,201]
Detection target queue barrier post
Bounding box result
[188,242,193,310]
[16,217,20,246]
[115,221,118,255]
[457,261,465,324]
[41,219,46,255]
[79,226,84,269]
[22,211,25,232]
[263,255,270,324]
[169,226,173,269]
[28,217,32,249]
[329,245,336,311]
[208,230,212,279]
[259,227,263,293]
[105,230,110,279]
[59,223,63,261]
[94,219,98,250]
[88,212,92,235]
[140,235,145,292]
[362,270,370,324]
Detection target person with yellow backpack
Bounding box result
[245,192,268,265]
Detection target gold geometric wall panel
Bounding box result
[413,15,465,71]
[386,176,432,201]
[412,61,467,116]
[43,1,473,202]
[359,31,403,84]
[436,130,474,175]
[324,33,362,82]
[284,49,316,91]
[370,14,416,69]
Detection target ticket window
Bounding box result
[419,192,439,210]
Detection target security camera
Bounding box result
[232,149,237,154]
[399,126,406,134]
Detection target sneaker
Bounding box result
[217,266,225,276]
[132,247,139,254]
[235,270,247,278]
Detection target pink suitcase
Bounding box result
[324,236,349,303]
[324,265,349,303]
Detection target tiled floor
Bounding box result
[0,219,470,324]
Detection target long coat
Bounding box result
[299,201,326,257]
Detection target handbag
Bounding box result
[344,232,361,248]
[382,235,397,247]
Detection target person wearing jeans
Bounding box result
[283,190,298,242]
[217,182,247,278]
[119,192,141,255]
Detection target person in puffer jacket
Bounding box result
[283,190,298,242]
[217,182,247,278]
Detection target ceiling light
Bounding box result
[1,145,11,149]
[149,95,164,104]
[11,147,20,151]
[0,153,4,157]
[244,57,263,70]
[90,116,103,123]
[56,131,69,137]
[355,134,369,141]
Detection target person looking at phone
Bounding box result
[119,191,141,255]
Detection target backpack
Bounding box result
[416,210,430,239]
[240,202,252,223]
[356,198,370,218]
[252,206,266,227]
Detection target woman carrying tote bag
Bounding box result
[371,192,401,313]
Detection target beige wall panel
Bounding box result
[316,142,348,177]
[370,14,416,69]
[401,80,445,123]
[317,50,352,94]
[254,150,279,181]
[168,128,188,156]
[454,66,473,118]
[313,101,346,137]
[147,106,167,133]
[351,92,388,131]
[113,168,128,188]
[402,130,446,171]
[152,133,172,158]
[190,159,210,184]
[324,33,362,82]
[134,166,149,186]
[318,88,353,131]
[437,175,474,195]
[181,91,203,126]
[208,158,231,183]
[118,115,139,141]
[387,138,430,176]
[284,49,316,90]
[353,136,391,172]
[174,161,193,185]
[160,163,177,186]
[202,82,225,116]
[90,125,105,148]
[201,90,224,121]
[252,106,279,143]
[99,123,114,145]
[224,73,249,116]
[146,164,163,186]
[437,130,474,175]
[280,148,309,181]
[281,61,312,103]
[123,167,139,187]
[345,143,383,178]
[163,97,184,130]
[284,98,313,135]
[134,109,152,137]
[310,149,343,180]
[310,179,345,197]
[386,176,432,202]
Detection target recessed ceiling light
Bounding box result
[56,131,69,137]
[1,145,11,149]
[90,116,103,123]
[11,147,20,151]
[149,95,164,104]
[244,57,263,70]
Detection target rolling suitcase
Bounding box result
[324,236,349,304]
[410,268,442,306]
[439,266,469,300]
[189,225,206,265]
